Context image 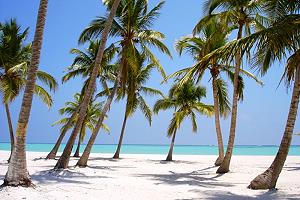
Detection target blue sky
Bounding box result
[0,0,299,145]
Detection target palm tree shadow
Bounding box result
[284,165,300,171]
[31,169,108,185]
[135,166,229,188]
[158,160,200,165]
[85,165,136,170]
[179,189,299,200]
[86,157,121,162]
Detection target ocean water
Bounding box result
[0,143,299,155]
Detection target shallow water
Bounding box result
[0,143,299,155]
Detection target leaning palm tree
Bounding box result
[75,0,171,167]
[153,82,214,161]
[46,40,117,159]
[54,0,121,169]
[173,20,231,166]
[198,0,300,189]
[0,19,57,162]
[52,93,109,158]
[3,0,49,187]
[169,19,262,165]
[103,57,164,159]
[195,0,263,174]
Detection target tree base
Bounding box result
[216,164,229,174]
[76,159,88,168]
[54,159,69,169]
[248,169,275,190]
[2,177,32,187]
[214,156,224,166]
[165,156,172,161]
[45,153,56,160]
[73,153,80,158]
[112,154,120,159]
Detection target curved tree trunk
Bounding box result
[74,123,85,157]
[113,110,128,159]
[5,103,14,163]
[76,67,122,167]
[3,0,48,187]
[248,65,300,190]
[46,108,79,159]
[166,131,177,162]
[54,0,121,169]
[217,24,243,174]
[212,77,224,166]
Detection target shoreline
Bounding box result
[1,150,300,157]
[1,151,300,199]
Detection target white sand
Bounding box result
[0,151,299,200]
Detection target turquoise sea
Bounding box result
[0,143,299,155]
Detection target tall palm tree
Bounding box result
[52,93,109,158]
[153,82,214,161]
[195,0,263,173]
[233,0,300,189]
[46,40,117,159]
[54,0,121,169]
[170,19,262,165]
[0,19,57,162]
[105,57,164,159]
[199,0,300,189]
[174,20,231,166]
[3,0,49,186]
[75,0,171,167]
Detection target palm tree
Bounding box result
[231,1,300,189]
[174,20,231,166]
[199,0,300,189]
[75,0,171,167]
[54,0,121,169]
[106,57,164,159]
[153,82,214,161]
[52,93,109,158]
[195,0,263,174]
[0,19,57,162]
[46,40,117,159]
[170,19,262,165]
[3,0,49,186]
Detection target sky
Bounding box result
[0,0,299,146]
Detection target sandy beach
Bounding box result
[0,151,299,200]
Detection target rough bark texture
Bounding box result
[74,124,84,157]
[216,24,243,174]
[76,67,122,167]
[166,131,177,161]
[3,0,48,187]
[212,77,224,166]
[5,103,14,162]
[54,0,121,169]
[113,110,128,159]
[46,108,79,159]
[248,66,300,190]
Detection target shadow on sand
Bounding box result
[177,190,299,200]
[31,169,108,185]
[135,166,229,188]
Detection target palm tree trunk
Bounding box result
[248,65,300,190]
[76,66,122,167]
[3,0,48,187]
[217,24,243,174]
[166,131,177,161]
[46,108,79,159]
[54,0,121,169]
[113,109,128,159]
[74,123,85,157]
[212,77,224,166]
[5,103,14,163]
